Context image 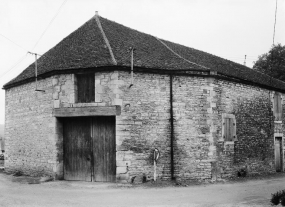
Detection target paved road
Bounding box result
[0,171,284,207]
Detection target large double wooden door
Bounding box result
[63,116,116,182]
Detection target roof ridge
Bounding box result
[94,14,117,65]
[155,37,210,70]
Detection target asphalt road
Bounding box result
[1,171,285,207]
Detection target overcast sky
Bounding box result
[0,0,284,125]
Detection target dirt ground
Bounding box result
[1,170,285,207]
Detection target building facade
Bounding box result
[3,14,285,183]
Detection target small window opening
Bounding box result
[77,73,95,103]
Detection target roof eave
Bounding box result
[3,66,285,93]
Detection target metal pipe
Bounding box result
[28,51,44,92]
[35,53,38,90]
[131,48,133,85]
[129,47,135,87]
[170,74,174,180]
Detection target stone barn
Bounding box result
[3,13,285,183]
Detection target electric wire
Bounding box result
[0,54,27,79]
[0,0,66,83]
[0,33,28,52]
[32,0,68,50]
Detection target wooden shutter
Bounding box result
[77,74,95,103]
[274,93,282,121]
[223,116,237,141]
[232,118,237,141]
[224,118,231,141]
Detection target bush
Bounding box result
[237,168,246,177]
[13,170,23,177]
[271,190,285,206]
[0,154,4,160]
[281,196,285,206]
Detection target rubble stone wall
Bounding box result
[213,79,279,178]
[116,72,171,183]
[53,71,172,182]
[171,76,216,180]
[4,77,57,176]
[4,71,284,181]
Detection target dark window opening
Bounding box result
[77,73,95,103]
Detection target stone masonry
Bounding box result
[213,79,279,178]
[4,70,285,182]
[4,77,57,176]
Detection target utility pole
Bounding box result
[273,0,278,45]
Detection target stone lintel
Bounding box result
[274,133,283,137]
[53,106,121,117]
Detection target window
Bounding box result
[77,73,95,103]
[222,114,237,141]
[274,93,282,121]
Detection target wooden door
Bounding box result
[92,116,116,182]
[63,116,116,181]
[63,117,92,181]
[275,137,282,172]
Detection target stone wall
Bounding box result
[4,70,284,181]
[213,79,279,178]
[171,76,216,180]
[4,77,57,176]
[161,75,282,180]
[51,71,171,182]
[116,72,171,182]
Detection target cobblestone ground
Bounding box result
[1,170,285,207]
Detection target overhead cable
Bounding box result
[0,54,27,80]
[32,0,68,50]
[0,33,28,52]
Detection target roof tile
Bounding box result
[4,15,285,91]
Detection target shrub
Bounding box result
[0,154,4,160]
[237,168,246,177]
[281,196,285,206]
[142,174,147,183]
[271,190,285,206]
[271,191,281,205]
[13,171,23,177]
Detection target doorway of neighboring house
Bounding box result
[275,137,283,172]
[63,116,116,182]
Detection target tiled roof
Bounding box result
[4,15,285,90]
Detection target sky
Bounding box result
[0,0,284,125]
